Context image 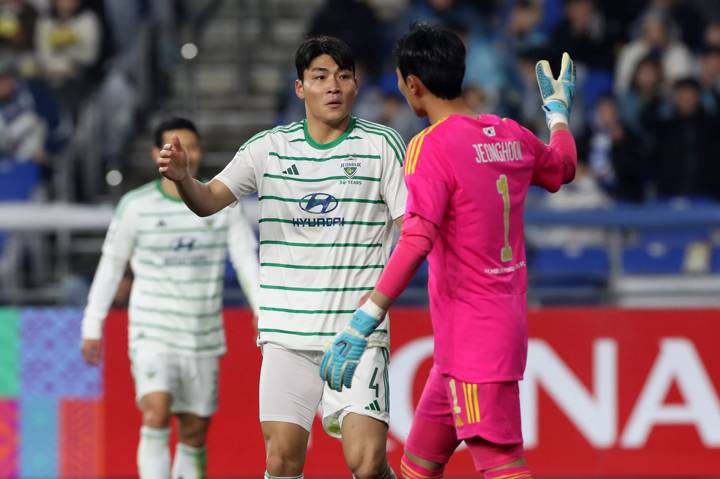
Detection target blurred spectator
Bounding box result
[614,9,694,94]
[35,0,100,112]
[647,0,705,51]
[307,0,384,80]
[650,78,720,199]
[502,0,546,54]
[407,0,489,35]
[618,55,666,142]
[548,0,613,71]
[0,0,38,54]
[704,21,720,48]
[579,96,647,201]
[700,45,720,111]
[0,55,47,162]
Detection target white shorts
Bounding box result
[259,343,389,438]
[131,345,220,417]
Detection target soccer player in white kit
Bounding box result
[155,37,406,479]
[81,118,260,479]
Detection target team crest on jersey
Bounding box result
[483,126,496,137]
[340,161,361,184]
[205,218,215,228]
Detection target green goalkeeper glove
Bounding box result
[536,52,576,129]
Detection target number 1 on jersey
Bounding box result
[496,174,513,262]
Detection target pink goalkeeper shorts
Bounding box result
[405,365,524,470]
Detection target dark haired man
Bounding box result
[320,24,578,479]
[156,37,406,479]
[81,117,260,479]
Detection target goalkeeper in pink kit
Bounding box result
[320,24,577,478]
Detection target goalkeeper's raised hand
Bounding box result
[536,52,576,129]
[319,302,384,392]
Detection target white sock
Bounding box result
[264,472,303,479]
[172,443,207,479]
[137,426,170,479]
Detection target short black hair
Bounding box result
[153,117,200,148]
[673,77,701,92]
[295,36,355,80]
[394,23,466,100]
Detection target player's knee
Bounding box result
[265,451,304,477]
[178,417,210,447]
[142,407,171,428]
[346,448,386,479]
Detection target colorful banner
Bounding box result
[2,307,718,477]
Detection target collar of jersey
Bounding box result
[303,116,357,150]
[155,179,184,202]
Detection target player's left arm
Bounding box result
[227,201,260,316]
[530,52,578,191]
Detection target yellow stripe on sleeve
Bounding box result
[406,117,450,175]
[404,135,421,175]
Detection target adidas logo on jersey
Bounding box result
[364,400,382,412]
[282,164,300,175]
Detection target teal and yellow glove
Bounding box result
[536,52,576,129]
[320,307,382,392]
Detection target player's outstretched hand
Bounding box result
[319,309,381,391]
[535,52,576,129]
[81,339,102,366]
[156,135,190,182]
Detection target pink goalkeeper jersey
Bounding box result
[404,114,576,383]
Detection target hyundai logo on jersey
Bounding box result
[173,237,197,251]
[299,192,339,214]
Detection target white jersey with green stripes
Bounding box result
[83,180,259,357]
[214,117,407,350]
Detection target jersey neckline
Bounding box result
[155,179,185,203]
[303,117,357,150]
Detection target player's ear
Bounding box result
[406,74,423,97]
[295,78,305,100]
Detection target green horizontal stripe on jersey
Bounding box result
[258,218,386,226]
[137,226,228,234]
[137,259,226,267]
[131,321,224,335]
[354,121,404,167]
[135,305,222,318]
[259,195,384,204]
[134,275,223,283]
[289,138,305,143]
[260,284,374,292]
[260,262,384,270]
[138,290,222,301]
[138,211,199,217]
[134,335,224,352]
[268,152,381,162]
[258,328,389,336]
[239,123,303,151]
[136,243,227,251]
[260,240,382,248]
[260,306,355,314]
[258,328,337,336]
[263,173,381,182]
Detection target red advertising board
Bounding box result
[103,308,720,477]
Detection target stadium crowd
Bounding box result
[0,0,189,196]
[280,0,720,204]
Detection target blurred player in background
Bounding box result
[81,117,260,479]
[320,24,577,479]
[155,36,405,479]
